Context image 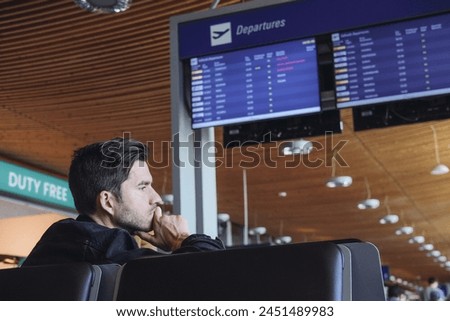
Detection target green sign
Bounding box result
[0,160,75,210]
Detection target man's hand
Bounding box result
[136,207,190,252]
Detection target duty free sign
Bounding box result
[0,160,75,210]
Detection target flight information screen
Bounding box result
[189,38,321,129]
[332,12,450,108]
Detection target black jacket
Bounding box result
[21,215,225,266]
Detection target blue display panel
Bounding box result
[189,38,320,129]
[332,12,450,108]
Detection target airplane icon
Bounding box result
[212,28,230,39]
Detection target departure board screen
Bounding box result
[189,38,320,129]
[332,12,450,108]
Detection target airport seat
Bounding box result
[0,262,105,301]
[96,263,122,300]
[333,240,386,300]
[114,240,385,301]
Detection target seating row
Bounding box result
[0,239,386,301]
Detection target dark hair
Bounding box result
[69,137,148,215]
[428,277,437,285]
[387,285,404,299]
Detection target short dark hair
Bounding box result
[428,277,437,285]
[387,285,404,298]
[69,137,148,215]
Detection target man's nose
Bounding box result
[150,188,163,205]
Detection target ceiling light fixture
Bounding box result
[379,196,398,224]
[161,194,174,205]
[282,139,313,156]
[419,243,434,251]
[430,125,449,175]
[217,213,230,223]
[358,198,380,210]
[326,151,352,188]
[74,0,131,13]
[430,250,441,257]
[274,236,293,245]
[249,226,267,236]
[431,164,449,175]
[379,214,399,224]
[326,176,353,188]
[357,177,380,209]
[395,226,414,235]
[217,213,232,247]
[408,235,425,244]
[249,226,267,244]
[278,191,287,198]
[161,194,174,213]
[274,220,292,245]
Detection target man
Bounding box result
[423,277,446,301]
[387,285,407,301]
[22,137,224,266]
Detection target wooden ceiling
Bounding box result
[1,0,449,286]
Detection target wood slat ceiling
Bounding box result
[1,0,449,286]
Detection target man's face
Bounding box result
[113,160,162,233]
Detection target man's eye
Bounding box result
[139,186,147,190]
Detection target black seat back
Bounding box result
[115,241,345,301]
[0,262,99,301]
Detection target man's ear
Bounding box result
[98,190,117,216]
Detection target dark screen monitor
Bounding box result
[189,37,321,129]
[223,109,341,148]
[332,11,450,109]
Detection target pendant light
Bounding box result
[430,125,449,175]
[379,196,399,224]
[357,177,380,209]
[326,154,352,188]
[274,220,292,245]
